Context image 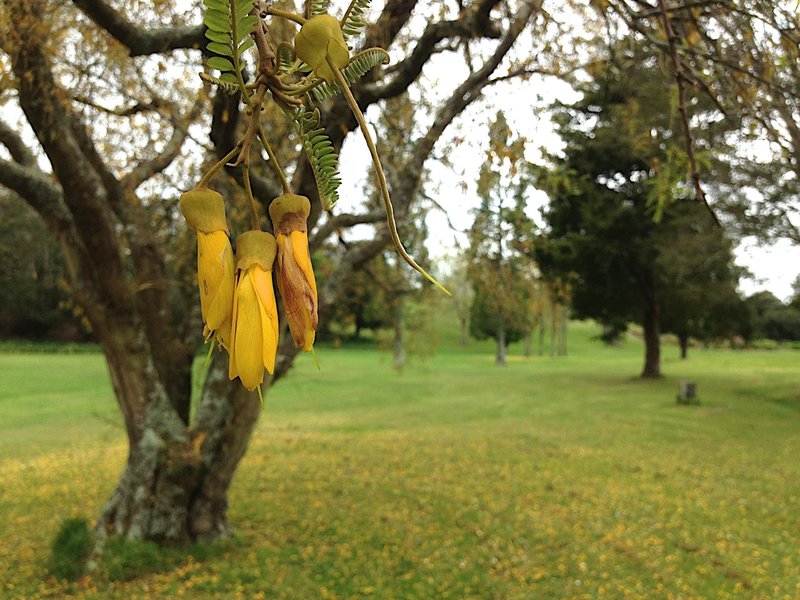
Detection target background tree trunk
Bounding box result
[678,332,689,359]
[538,317,546,356]
[460,316,469,346]
[642,301,662,378]
[496,323,507,366]
[392,300,405,371]
[558,305,568,356]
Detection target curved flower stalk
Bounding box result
[269,193,318,352]
[228,231,280,391]
[179,186,235,349]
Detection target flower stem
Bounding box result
[329,59,451,296]
[267,7,306,25]
[258,124,292,193]
[199,144,242,187]
[242,164,261,230]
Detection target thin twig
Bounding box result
[656,0,720,225]
[199,144,242,187]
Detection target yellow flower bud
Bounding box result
[228,231,279,391]
[269,194,318,352]
[179,186,229,233]
[180,186,235,349]
[294,14,349,84]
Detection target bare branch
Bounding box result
[408,1,539,186]
[71,0,204,57]
[310,210,386,249]
[7,0,132,312]
[0,159,71,230]
[656,0,720,224]
[123,98,205,190]
[634,0,731,18]
[0,120,37,166]
[420,192,466,234]
[362,0,504,104]
[71,95,163,117]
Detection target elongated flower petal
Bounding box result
[269,194,318,352]
[231,272,264,391]
[276,232,317,351]
[197,231,235,329]
[251,267,279,374]
[181,187,235,349]
[228,231,279,390]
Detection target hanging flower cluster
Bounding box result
[182,1,450,394]
[181,187,317,391]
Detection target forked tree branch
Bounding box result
[0,120,37,166]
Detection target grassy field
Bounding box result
[1,319,799,599]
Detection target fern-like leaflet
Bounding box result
[340,0,372,38]
[308,48,389,103]
[203,0,257,87]
[307,0,331,18]
[200,72,241,95]
[276,43,296,75]
[290,107,341,210]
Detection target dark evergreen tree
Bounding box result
[538,46,741,376]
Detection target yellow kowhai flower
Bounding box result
[228,230,279,391]
[179,186,235,349]
[294,14,349,84]
[269,193,318,352]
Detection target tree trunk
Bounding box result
[678,332,688,359]
[558,305,568,356]
[523,331,532,357]
[495,323,507,366]
[392,301,405,371]
[538,317,545,356]
[459,316,469,346]
[93,350,259,552]
[641,301,662,378]
[550,304,557,357]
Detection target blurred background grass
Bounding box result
[1,314,799,598]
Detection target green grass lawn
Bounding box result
[1,320,799,599]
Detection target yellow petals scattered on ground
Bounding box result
[2,322,800,598]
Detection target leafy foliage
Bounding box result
[202,0,257,85]
[308,0,330,18]
[199,72,241,95]
[275,42,296,75]
[467,113,535,355]
[538,45,744,370]
[290,107,341,209]
[341,0,372,38]
[308,48,390,103]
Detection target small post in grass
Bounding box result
[677,381,699,405]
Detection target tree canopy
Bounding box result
[538,43,743,376]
